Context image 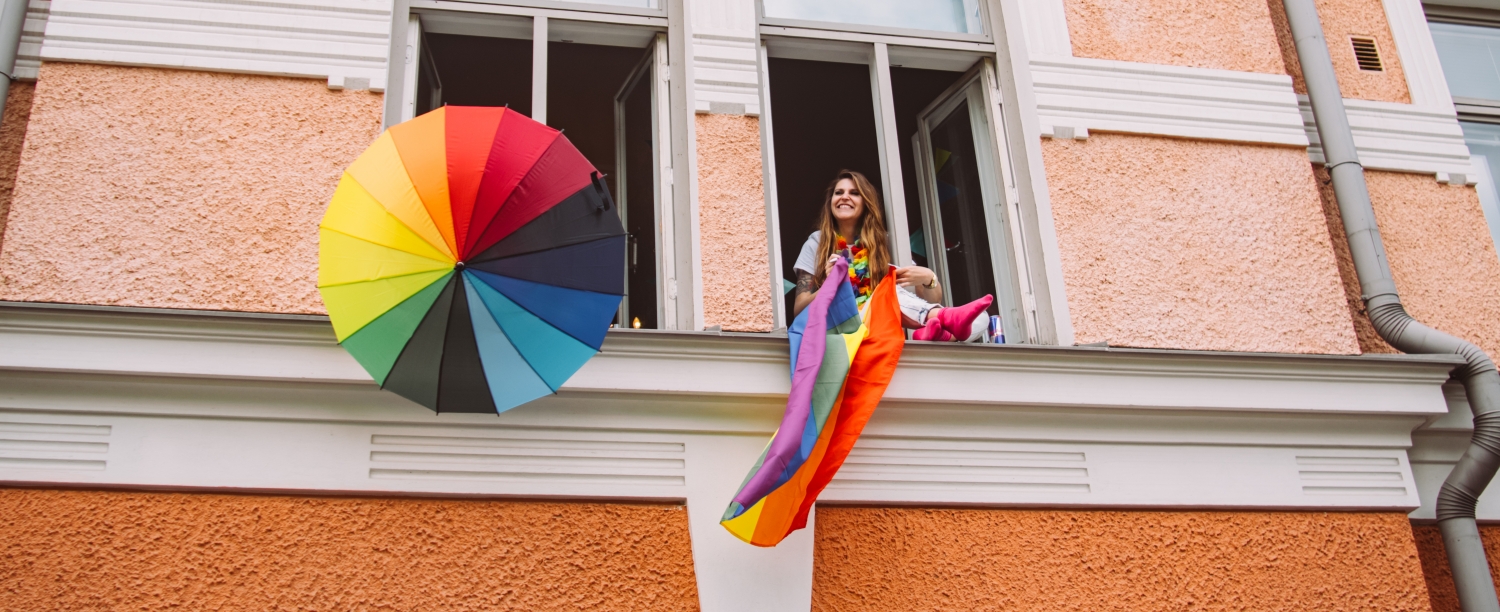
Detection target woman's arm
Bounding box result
[895,266,943,303]
[790,270,818,320]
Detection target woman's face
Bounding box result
[830,178,864,225]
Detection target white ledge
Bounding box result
[0,302,1462,418]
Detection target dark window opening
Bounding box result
[768,57,883,318]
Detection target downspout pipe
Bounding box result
[0,0,27,121]
[1282,0,1500,609]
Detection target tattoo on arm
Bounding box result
[796,271,819,295]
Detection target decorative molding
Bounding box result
[15,0,51,80]
[1385,0,1455,110]
[1016,0,1070,58]
[692,33,758,115]
[1301,95,1477,181]
[1031,56,1310,147]
[39,0,393,90]
[0,302,1466,610]
[1408,383,1500,521]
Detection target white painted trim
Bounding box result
[0,303,1464,610]
[989,0,1073,345]
[1410,384,1500,521]
[1032,56,1310,146]
[531,15,547,124]
[691,33,758,115]
[870,42,913,267]
[14,0,49,81]
[757,38,786,329]
[1015,0,1070,58]
[1302,95,1476,179]
[1384,0,1455,110]
[41,0,393,90]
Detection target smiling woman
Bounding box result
[790,170,994,342]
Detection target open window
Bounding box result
[402,10,672,329]
[763,36,1032,341]
[909,64,1027,340]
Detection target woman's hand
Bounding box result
[827,254,842,268]
[894,266,936,289]
[895,265,943,303]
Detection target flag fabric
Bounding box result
[720,259,906,547]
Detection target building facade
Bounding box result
[3,0,1500,609]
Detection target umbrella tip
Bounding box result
[454,261,466,271]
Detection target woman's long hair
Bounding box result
[813,170,891,287]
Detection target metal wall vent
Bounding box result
[1351,36,1383,72]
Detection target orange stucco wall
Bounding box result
[1368,171,1500,359]
[1412,524,1500,612]
[696,113,773,332]
[1268,0,1411,102]
[1316,170,1500,357]
[1043,133,1359,353]
[0,63,382,313]
[0,81,34,254]
[814,507,1433,611]
[1063,0,1287,73]
[0,488,699,610]
[1065,0,1409,103]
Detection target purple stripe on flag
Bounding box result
[732,259,848,507]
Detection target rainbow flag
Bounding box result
[720,259,905,547]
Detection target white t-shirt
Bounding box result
[792,231,823,276]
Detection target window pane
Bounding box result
[1461,121,1500,262]
[567,0,654,7]
[1431,22,1500,101]
[763,0,983,35]
[927,102,999,311]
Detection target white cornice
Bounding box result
[0,301,1465,612]
[0,302,1461,415]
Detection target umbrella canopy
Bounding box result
[317,106,625,413]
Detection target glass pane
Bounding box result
[620,67,658,329]
[1431,22,1500,102]
[926,102,998,311]
[566,0,654,7]
[1461,121,1500,262]
[763,0,983,35]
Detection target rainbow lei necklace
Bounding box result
[835,234,873,307]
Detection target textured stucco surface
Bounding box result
[1268,0,1411,103]
[1063,0,1287,73]
[1313,166,1397,354]
[1043,133,1359,353]
[0,488,699,611]
[0,63,383,313]
[0,81,34,254]
[813,508,1434,611]
[1413,524,1500,612]
[696,113,773,332]
[1352,171,1500,358]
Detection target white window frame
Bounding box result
[755,0,993,44]
[384,0,702,331]
[757,24,1045,342]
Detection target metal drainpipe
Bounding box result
[1282,0,1500,609]
[0,0,25,121]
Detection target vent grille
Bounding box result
[1351,37,1383,72]
[1297,455,1406,496]
[0,421,111,471]
[828,438,1090,494]
[368,433,686,486]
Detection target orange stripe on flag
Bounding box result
[790,271,905,534]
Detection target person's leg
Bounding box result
[913,318,954,341]
[931,295,993,340]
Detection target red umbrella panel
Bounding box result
[318,107,626,413]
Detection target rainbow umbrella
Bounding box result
[317,106,625,413]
